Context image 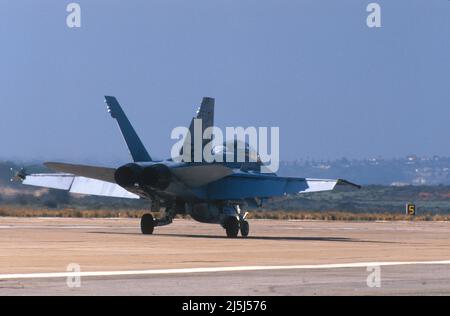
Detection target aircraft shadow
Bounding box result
[89,231,393,243]
[156,233,393,243]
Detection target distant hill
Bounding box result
[264,185,450,214]
[279,156,450,185]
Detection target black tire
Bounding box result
[224,217,240,238]
[240,220,249,237]
[141,213,155,235]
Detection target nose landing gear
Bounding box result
[240,220,249,238]
[223,216,240,238]
[222,205,250,238]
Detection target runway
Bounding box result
[0,217,449,295]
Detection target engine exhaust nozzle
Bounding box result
[114,163,142,187]
[139,164,171,190]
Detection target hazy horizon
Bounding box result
[0,153,447,168]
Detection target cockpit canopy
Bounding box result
[211,140,261,166]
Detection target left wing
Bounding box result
[20,162,139,199]
[205,172,360,200]
[22,173,139,199]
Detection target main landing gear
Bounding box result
[140,207,175,235]
[140,203,250,238]
[140,213,155,234]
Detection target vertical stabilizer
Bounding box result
[180,97,215,161]
[104,96,152,162]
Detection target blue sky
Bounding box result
[0,0,449,165]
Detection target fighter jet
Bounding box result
[19,96,360,238]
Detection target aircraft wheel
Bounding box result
[224,217,240,238]
[141,213,155,235]
[240,220,249,237]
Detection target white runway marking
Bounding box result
[1,260,450,280]
[0,225,136,229]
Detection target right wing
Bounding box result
[205,172,360,200]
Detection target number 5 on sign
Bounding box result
[406,204,416,216]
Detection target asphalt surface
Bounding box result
[1,265,450,296]
[0,217,449,295]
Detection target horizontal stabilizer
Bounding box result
[336,179,361,189]
[44,162,116,183]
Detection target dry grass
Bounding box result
[0,206,449,221]
[0,207,151,218]
[247,210,450,221]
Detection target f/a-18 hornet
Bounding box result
[17,96,360,238]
